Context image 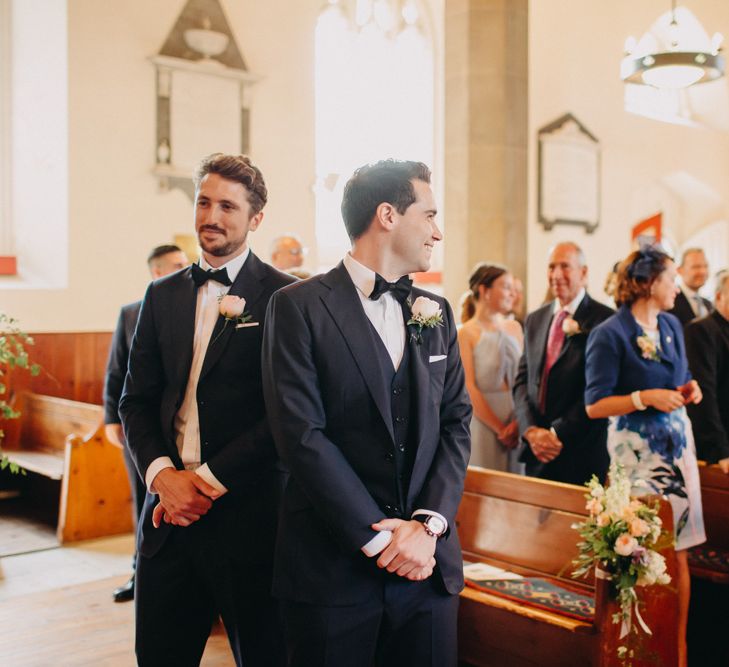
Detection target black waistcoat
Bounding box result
[367,322,418,519]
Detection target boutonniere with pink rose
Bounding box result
[561,316,582,337]
[406,296,443,344]
[212,294,255,343]
[636,332,660,362]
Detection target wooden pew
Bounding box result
[456,467,678,667]
[1,392,133,543]
[688,463,729,583]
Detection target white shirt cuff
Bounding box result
[411,509,448,533]
[195,463,228,496]
[146,456,175,492]
[361,530,392,557]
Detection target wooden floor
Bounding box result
[0,496,59,558]
[0,574,235,666]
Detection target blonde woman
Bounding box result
[458,263,523,472]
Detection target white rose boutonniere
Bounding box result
[212,294,253,343]
[407,296,443,344]
[636,332,659,362]
[562,316,581,337]
[219,294,247,320]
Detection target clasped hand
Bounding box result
[151,468,219,528]
[371,518,437,582]
[642,380,702,413]
[524,426,562,463]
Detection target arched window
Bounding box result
[314,0,435,268]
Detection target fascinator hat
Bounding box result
[626,244,671,282]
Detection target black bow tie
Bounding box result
[191,263,232,287]
[369,274,412,304]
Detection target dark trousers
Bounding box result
[121,443,146,569]
[281,573,459,667]
[135,516,284,667]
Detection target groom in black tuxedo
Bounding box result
[513,242,613,485]
[119,154,294,666]
[262,160,472,667]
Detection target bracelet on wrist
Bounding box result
[631,390,647,411]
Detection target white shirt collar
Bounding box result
[679,282,698,300]
[553,287,586,316]
[199,247,250,284]
[343,252,377,299]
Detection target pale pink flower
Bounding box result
[219,295,246,319]
[614,533,639,557]
[562,317,581,336]
[629,518,650,538]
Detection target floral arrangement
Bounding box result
[561,316,581,337]
[218,294,251,325]
[572,464,671,659]
[407,296,443,344]
[636,332,659,362]
[0,313,40,474]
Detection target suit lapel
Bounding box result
[531,305,553,377]
[404,297,431,455]
[173,268,197,386]
[553,293,590,367]
[321,264,396,444]
[199,252,266,381]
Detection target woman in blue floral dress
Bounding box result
[584,247,705,667]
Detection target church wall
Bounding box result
[2,0,319,331]
[527,0,729,311]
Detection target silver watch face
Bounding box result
[426,516,445,536]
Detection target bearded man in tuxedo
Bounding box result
[119,153,294,666]
[262,160,472,667]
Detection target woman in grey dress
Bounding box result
[458,263,524,472]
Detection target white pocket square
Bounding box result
[235,322,260,329]
[429,354,447,363]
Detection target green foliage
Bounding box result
[0,313,39,474]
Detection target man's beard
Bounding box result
[199,233,246,258]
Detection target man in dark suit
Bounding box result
[668,247,713,325]
[119,154,294,667]
[104,244,188,603]
[513,242,613,485]
[686,270,729,473]
[262,160,471,667]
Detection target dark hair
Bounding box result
[193,153,268,216]
[341,160,431,240]
[615,247,672,306]
[147,244,182,266]
[460,262,509,323]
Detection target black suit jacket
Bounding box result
[119,253,295,558]
[261,263,472,605]
[513,292,614,485]
[685,311,729,463]
[668,290,713,326]
[104,300,141,425]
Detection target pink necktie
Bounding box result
[539,310,568,412]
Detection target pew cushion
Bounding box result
[688,545,729,581]
[465,576,595,622]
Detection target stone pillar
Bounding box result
[443,0,528,312]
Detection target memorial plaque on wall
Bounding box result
[538,113,600,233]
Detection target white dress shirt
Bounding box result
[342,254,447,556]
[680,283,707,318]
[552,287,586,317]
[145,248,250,496]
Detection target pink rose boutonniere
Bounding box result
[407,296,443,344]
[561,316,582,337]
[636,332,659,362]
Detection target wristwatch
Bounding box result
[422,515,446,538]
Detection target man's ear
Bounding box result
[249,211,264,232]
[374,202,396,231]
